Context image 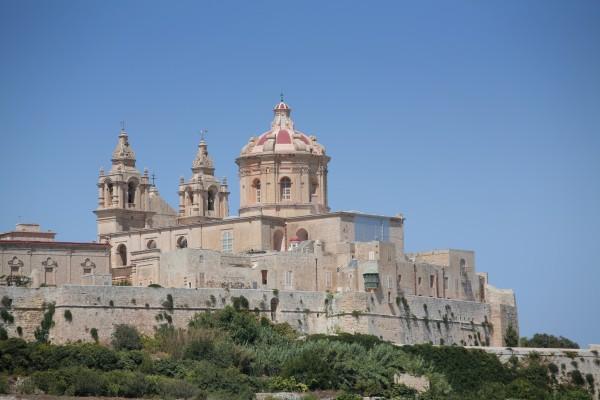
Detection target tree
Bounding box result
[519,333,579,349]
[504,324,519,347]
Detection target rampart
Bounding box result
[0,285,508,347]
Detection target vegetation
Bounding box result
[520,333,580,349]
[504,323,519,347]
[63,309,72,322]
[111,324,142,351]
[0,306,595,399]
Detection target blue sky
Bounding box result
[1,1,598,346]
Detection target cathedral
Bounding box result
[94,98,517,340]
[0,98,518,346]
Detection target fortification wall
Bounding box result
[481,347,600,395]
[1,286,510,347]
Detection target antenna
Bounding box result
[120,120,126,131]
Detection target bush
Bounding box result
[0,374,8,394]
[1,309,14,324]
[232,296,250,311]
[504,323,519,347]
[111,324,142,351]
[90,328,99,343]
[34,302,55,343]
[520,333,580,349]
[1,296,12,308]
[0,327,7,340]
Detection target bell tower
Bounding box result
[94,126,154,238]
[177,132,230,224]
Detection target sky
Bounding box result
[0,1,599,347]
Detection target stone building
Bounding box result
[0,223,111,287]
[91,98,518,345]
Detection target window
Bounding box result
[430,275,435,288]
[176,236,188,249]
[418,277,422,286]
[116,244,127,266]
[253,179,261,203]
[280,177,291,200]
[222,230,233,253]
[387,276,393,289]
[207,189,216,211]
[398,274,402,284]
[368,251,375,260]
[285,271,293,288]
[444,277,449,290]
[261,270,268,285]
[83,268,92,275]
[147,239,157,249]
[127,180,136,205]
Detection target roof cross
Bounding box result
[200,129,208,142]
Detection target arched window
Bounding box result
[273,230,284,251]
[147,239,157,249]
[176,236,188,249]
[460,258,467,274]
[127,180,137,205]
[116,244,127,266]
[253,179,261,203]
[105,181,114,208]
[296,228,308,241]
[207,188,216,211]
[280,177,291,201]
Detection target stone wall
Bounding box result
[0,285,513,347]
[481,346,600,395]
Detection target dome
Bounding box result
[239,100,326,156]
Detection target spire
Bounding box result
[111,124,136,168]
[192,129,215,176]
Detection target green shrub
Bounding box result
[0,326,9,340]
[63,309,72,322]
[0,374,8,394]
[1,309,14,324]
[267,376,309,392]
[148,283,162,288]
[520,333,580,349]
[34,302,55,343]
[570,369,585,386]
[111,324,142,351]
[90,328,99,343]
[162,294,174,310]
[504,323,518,347]
[232,296,250,311]
[1,296,12,308]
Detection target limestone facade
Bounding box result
[0,224,111,287]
